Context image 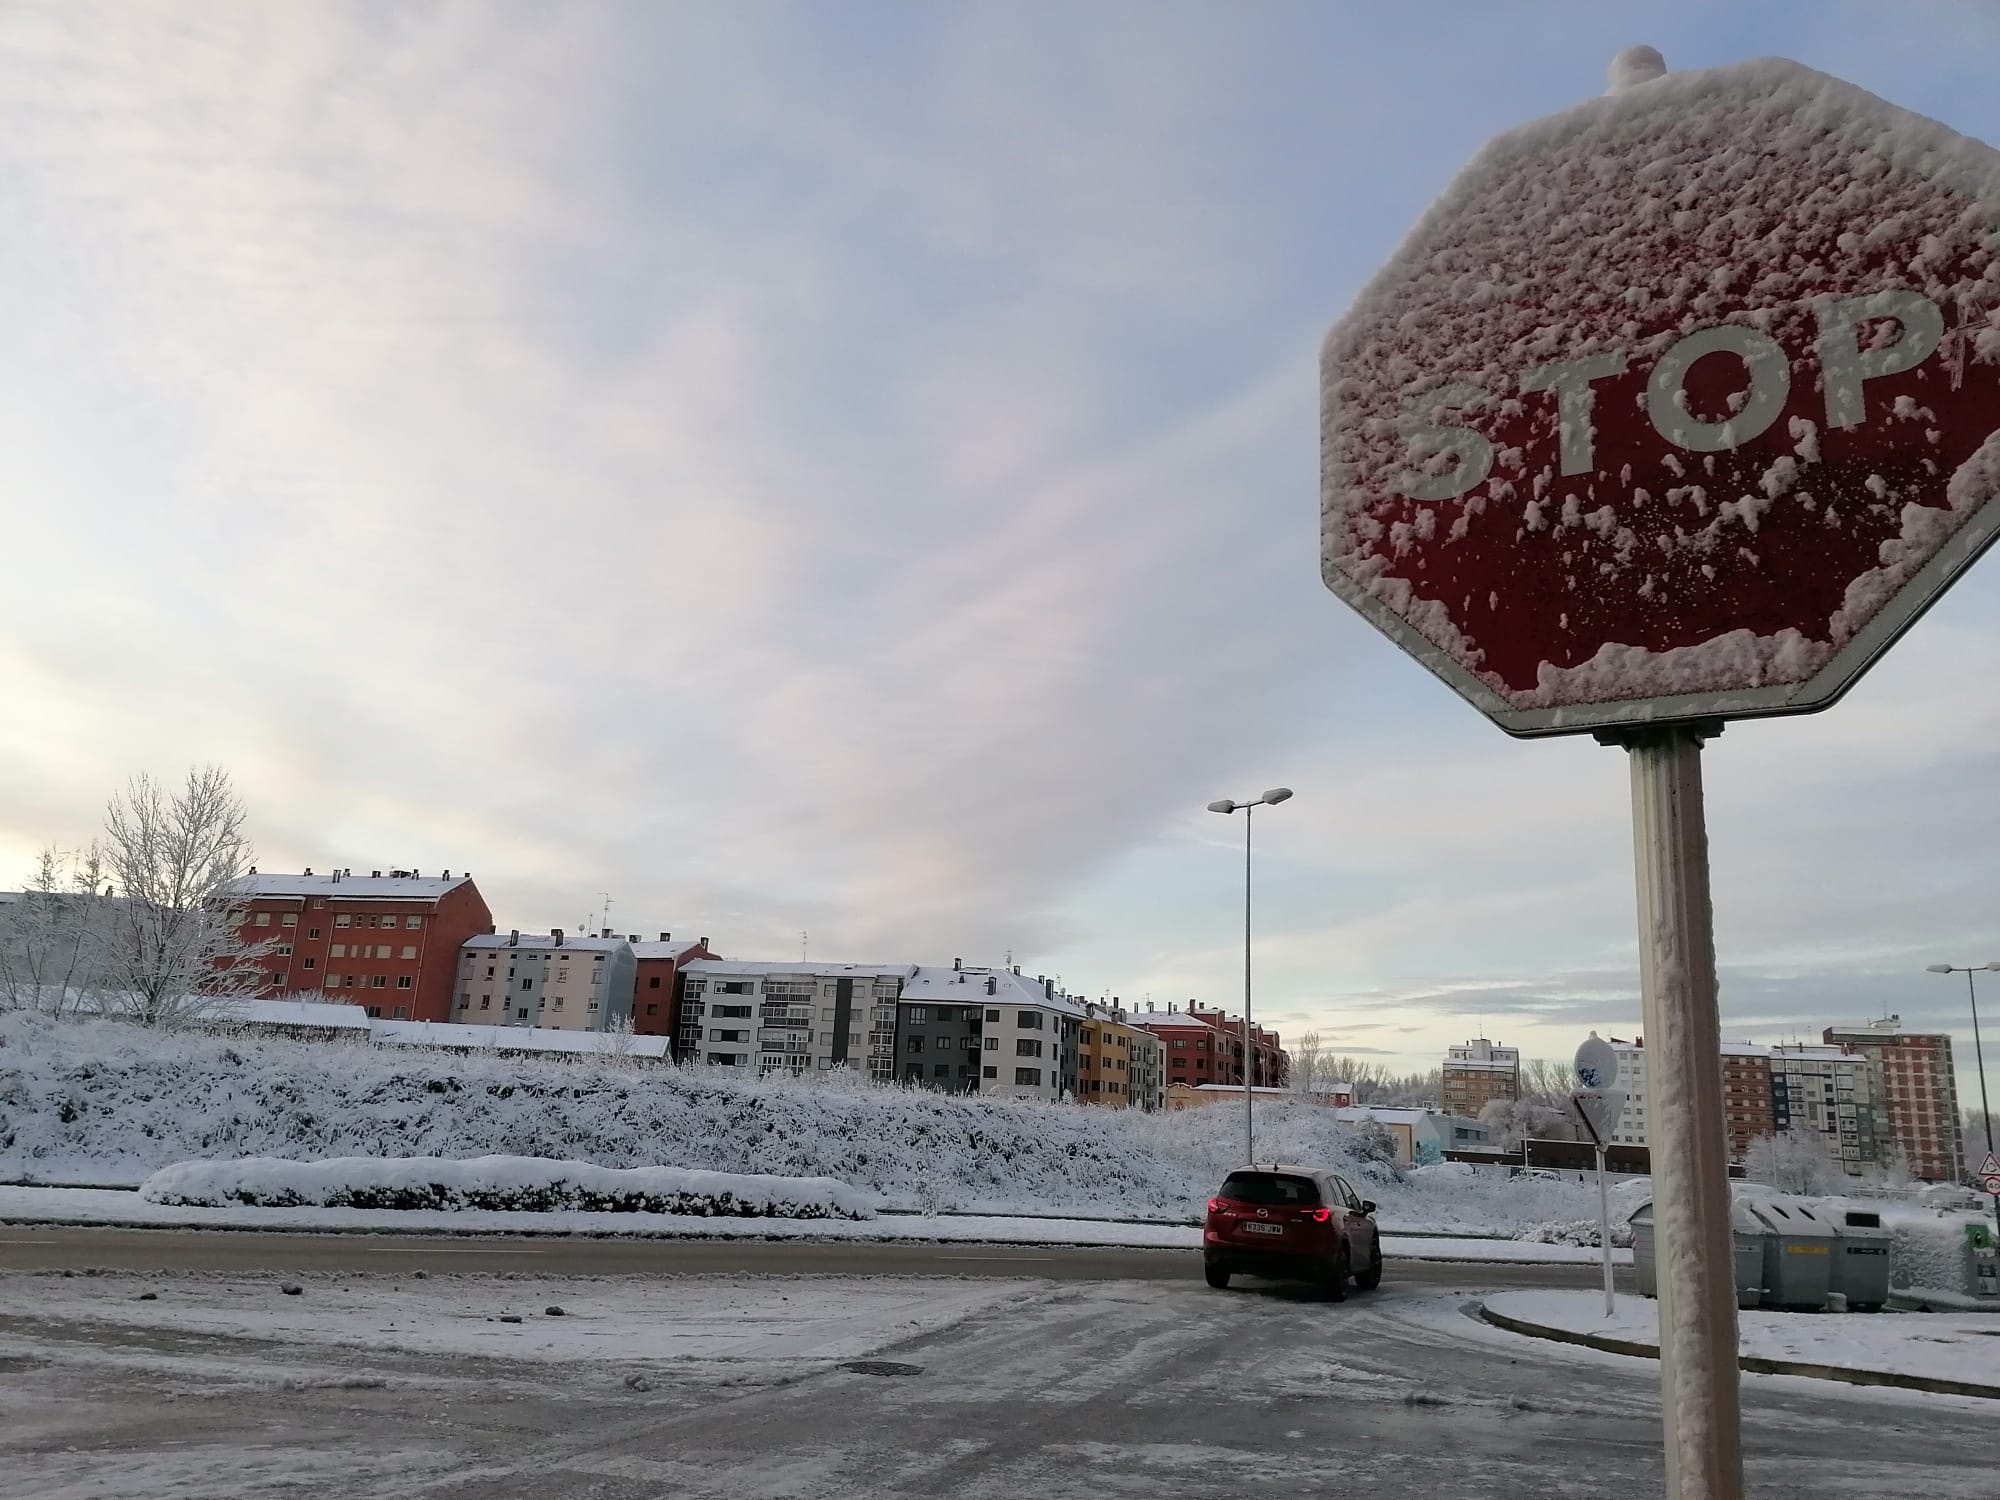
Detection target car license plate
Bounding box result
[1241,1222,1284,1235]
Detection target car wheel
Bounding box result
[1355,1242,1383,1292]
[1320,1247,1349,1302]
[1204,1264,1231,1290]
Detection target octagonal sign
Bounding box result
[1321,56,2000,737]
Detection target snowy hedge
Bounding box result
[139,1155,877,1219]
[0,1013,1602,1230]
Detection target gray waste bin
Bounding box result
[1830,1209,1892,1311]
[1747,1197,1839,1309]
[1628,1199,1766,1308]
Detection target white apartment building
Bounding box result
[453,931,636,1031]
[958,966,1086,1102]
[1770,1043,1883,1173]
[676,960,907,1076]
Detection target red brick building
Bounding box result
[1826,1017,1963,1182]
[224,869,493,1023]
[1139,1002,1287,1093]
[627,932,716,1037]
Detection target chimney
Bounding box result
[509,929,519,946]
[659,932,670,942]
[443,870,450,879]
[554,928,565,947]
[953,957,962,971]
[1012,964,1020,976]
[1044,978,1054,1000]
[986,976,996,995]
[331,870,339,884]
[303,867,313,876]
[248,865,257,875]
[371,870,382,878]
[699,936,708,948]
[601,928,612,940]
[627,934,639,943]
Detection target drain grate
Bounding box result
[841,1360,924,1377]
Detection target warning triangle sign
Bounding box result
[1982,1152,2000,1179]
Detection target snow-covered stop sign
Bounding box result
[1321,52,2000,737]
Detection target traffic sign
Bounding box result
[1321,56,2000,738]
[1575,1033,1619,1092]
[1568,1086,1626,1147]
[1980,1152,2000,1195]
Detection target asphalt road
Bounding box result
[0,1223,1610,1287]
[0,1255,1989,1500]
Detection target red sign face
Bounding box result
[1321,58,2000,737]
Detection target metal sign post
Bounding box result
[1615,723,1741,1499]
[1571,1034,1626,1320]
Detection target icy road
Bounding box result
[0,1264,1990,1499]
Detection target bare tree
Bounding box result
[1290,1030,1323,1095]
[96,767,277,1026]
[0,846,111,1015]
[1477,1096,1578,1150]
[1519,1057,1575,1107]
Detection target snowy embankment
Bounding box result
[139,1155,875,1220]
[1484,1290,2000,1396]
[0,1013,1604,1232]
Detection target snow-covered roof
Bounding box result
[1135,1010,1225,1034]
[630,940,700,961]
[1720,1043,1775,1058]
[682,960,912,979]
[899,966,1084,1015]
[223,872,471,902]
[1191,1084,1295,1097]
[1443,1057,1518,1073]
[1336,1106,1431,1127]
[371,1020,672,1058]
[463,933,630,954]
[214,998,373,1031]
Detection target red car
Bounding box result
[1203,1164,1383,1298]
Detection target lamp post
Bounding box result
[1925,962,1998,1166]
[1206,787,1293,1166]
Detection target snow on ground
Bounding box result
[1485,1290,2000,1391]
[0,1013,1609,1235]
[140,1154,877,1219]
[0,1186,1632,1263]
[0,1268,1025,1370]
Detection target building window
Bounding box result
[396,976,413,990]
[908,1007,927,1023]
[393,1006,410,1020]
[985,1008,1000,1023]
[1014,1067,1043,1086]
[371,975,387,989]
[553,997,565,1010]
[646,1003,658,1016]
[934,1063,950,1078]
[312,900,324,910]
[308,928,320,940]
[402,946,418,960]
[335,915,351,928]
[1016,1039,1043,1058]
[1017,1011,1043,1030]
[649,976,662,989]
[983,1065,998,1079]
[517,1008,529,1021]
[281,913,298,928]
[302,957,317,970]
[367,1006,383,1019]
[908,1036,926,1054]
[521,978,534,991]
[325,974,341,987]
[253,912,271,927]
[981,1037,998,1051]
[480,996,491,1010]
[406,915,424,929]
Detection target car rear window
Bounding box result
[1219,1172,1321,1207]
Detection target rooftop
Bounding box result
[224,871,472,902]
[900,965,1085,1014]
[464,933,630,954]
[630,940,702,961]
[682,959,912,979]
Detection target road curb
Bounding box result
[1476,1303,2000,1401]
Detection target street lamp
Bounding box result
[1207,787,1293,1167]
[1925,961,1999,1164]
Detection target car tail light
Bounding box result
[1306,1208,1332,1223]
[1207,1198,1227,1213]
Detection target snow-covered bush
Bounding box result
[140,1155,875,1219]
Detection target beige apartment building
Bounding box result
[453,930,638,1032]
[1442,1037,1520,1118]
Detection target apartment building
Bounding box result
[224,869,493,1022]
[452,931,637,1031]
[966,966,1084,1101]
[1720,1043,1777,1158]
[1770,1043,1884,1174]
[627,933,716,1038]
[677,961,907,1076]
[1077,1001,1160,1109]
[896,964,989,1092]
[1825,1016,1962,1181]
[1138,1001,1288,1093]
[1441,1038,1521,1118]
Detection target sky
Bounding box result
[3,1,1999,1103]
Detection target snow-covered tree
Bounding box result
[95,766,277,1026]
[1743,1130,1844,1195]
[0,846,112,1015]
[1477,1096,1577,1150]
[1290,1030,1324,1095]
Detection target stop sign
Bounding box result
[1321,56,2000,737]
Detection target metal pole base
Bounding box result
[1607,722,1744,1500]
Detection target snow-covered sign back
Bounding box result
[1321,52,2000,737]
